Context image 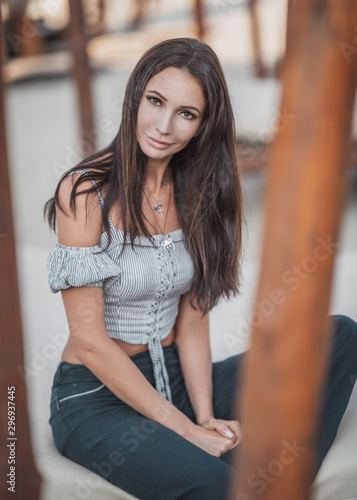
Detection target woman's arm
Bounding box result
[174,291,242,444]
[174,291,214,425]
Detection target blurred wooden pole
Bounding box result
[69,0,96,155]
[286,0,295,59]
[228,0,357,499]
[276,0,295,78]
[193,0,205,41]
[0,3,6,64]
[96,0,106,34]
[0,5,41,500]
[248,0,266,78]
[7,0,43,57]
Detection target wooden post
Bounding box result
[0,5,41,500]
[275,0,295,78]
[193,0,205,41]
[68,0,96,156]
[0,3,7,65]
[97,0,106,35]
[228,0,357,499]
[285,0,295,59]
[248,0,266,78]
[6,0,43,57]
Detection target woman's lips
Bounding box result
[146,135,173,149]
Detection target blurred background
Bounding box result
[2,0,357,262]
[1,3,357,497]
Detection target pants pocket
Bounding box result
[57,382,106,405]
[49,368,108,454]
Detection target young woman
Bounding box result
[44,37,357,500]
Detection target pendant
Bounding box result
[161,236,174,250]
[154,202,164,219]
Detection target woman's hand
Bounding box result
[198,417,242,447]
[184,422,240,458]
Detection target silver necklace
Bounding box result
[143,178,174,250]
[144,170,168,219]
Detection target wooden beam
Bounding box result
[275,0,295,78]
[285,0,295,59]
[0,5,41,499]
[68,0,96,156]
[0,2,7,65]
[193,0,205,41]
[228,0,357,498]
[6,1,43,57]
[248,0,266,78]
[97,0,106,35]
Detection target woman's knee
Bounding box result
[328,314,357,377]
[330,314,357,349]
[181,460,233,500]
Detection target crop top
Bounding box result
[46,169,195,403]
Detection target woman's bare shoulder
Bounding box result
[56,171,103,247]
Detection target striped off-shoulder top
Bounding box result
[46,169,195,403]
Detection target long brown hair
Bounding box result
[44,37,245,316]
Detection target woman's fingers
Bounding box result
[216,421,235,439]
[201,418,242,445]
[225,420,242,444]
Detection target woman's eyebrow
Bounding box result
[147,90,202,115]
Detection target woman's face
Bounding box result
[135,66,206,167]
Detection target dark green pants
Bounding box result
[49,314,357,499]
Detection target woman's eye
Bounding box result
[145,96,197,120]
[146,96,161,106]
[180,110,196,120]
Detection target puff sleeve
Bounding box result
[46,243,121,293]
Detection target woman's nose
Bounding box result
[156,111,173,135]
